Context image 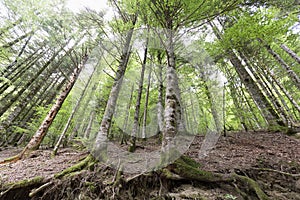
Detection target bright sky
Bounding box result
[66,0,110,13]
[66,0,114,21]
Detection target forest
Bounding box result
[0,0,300,199]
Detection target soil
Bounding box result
[0,131,299,200]
[0,148,88,183]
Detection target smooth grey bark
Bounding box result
[94,16,136,159]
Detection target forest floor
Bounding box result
[0,130,299,199]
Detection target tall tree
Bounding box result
[93,1,137,159]
[18,53,88,159]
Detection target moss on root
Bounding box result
[54,154,95,179]
[0,154,271,200]
[233,173,269,200]
[0,176,45,200]
[168,156,269,200]
[0,154,21,164]
[2,176,44,190]
[169,156,227,182]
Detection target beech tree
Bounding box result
[93,0,138,159]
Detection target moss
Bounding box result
[84,182,96,192]
[180,155,202,169]
[128,144,136,153]
[0,154,21,164]
[170,156,225,182]
[233,173,269,200]
[3,176,44,190]
[55,154,95,179]
[161,168,174,179]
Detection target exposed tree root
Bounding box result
[54,154,95,178]
[0,154,273,200]
[0,154,20,164]
[0,147,35,164]
[0,154,96,199]
[251,167,300,177]
[0,176,45,200]
[168,156,231,182]
[167,156,270,200]
[232,173,269,200]
[29,181,53,197]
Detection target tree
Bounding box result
[93,0,138,159]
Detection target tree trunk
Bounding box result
[129,36,148,152]
[0,41,71,117]
[0,44,44,78]
[239,51,288,126]
[19,55,88,158]
[209,21,284,128]
[121,84,134,145]
[280,43,300,65]
[261,39,300,90]
[156,51,165,135]
[94,16,136,160]
[0,56,67,133]
[0,31,33,49]
[142,68,152,139]
[0,51,44,95]
[52,63,96,156]
[5,35,32,72]
[161,29,186,164]
[200,73,222,133]
[265,69,300,121]
[83,111,95,139]
[222,64,253,130]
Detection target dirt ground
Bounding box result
[0,131,299,199]
[0,148,88,183]
[187,130,300,172]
